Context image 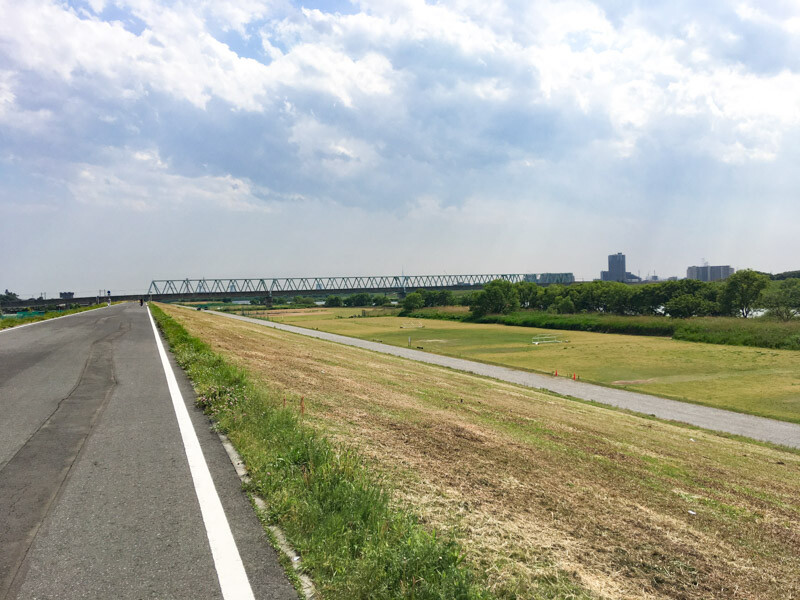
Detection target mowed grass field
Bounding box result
[160,304,800,600]
[262,308,800,424]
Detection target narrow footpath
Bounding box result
[206,310,800,450]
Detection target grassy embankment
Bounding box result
[227,305,400,319]
[265,307,800,424]
[0,303,109,330]
[150,304,490,600]
[158,303,800,600]
[408,306,800,351]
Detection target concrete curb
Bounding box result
[217,434,316,600]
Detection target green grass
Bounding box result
[471,311,677,336]
[673,316,800,349]
[150,304,490,600]
[0,303,109,330]
[266,310,800,424]
[160,304,800,600]
[408,308,800,351]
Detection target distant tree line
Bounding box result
[770,270,800,280]
[1,289,20,305]
[323,293,392,308]
[400,271,800,320]
[400,289,459,312]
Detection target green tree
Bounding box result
[1,289,20,305]
[470,279,520,317]
[402,292,424,312]
[762,279,800,320]
[373,294,391,306]
[324,295,343,307]
[436,290,455,306]
[664,294,712,318]
[773,270,800,280]
[514,281,539,308]
[420,289,437,307]
[539,284,564,311]
[293,295,316,306]
[344,293,373,307]
[604,282,633,315]
[630,284,667,315]
[555,296,575,314]
[722,269,770,317]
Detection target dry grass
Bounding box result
[161,305,800,600]
[267,309,800,423]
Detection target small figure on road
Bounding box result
[139,298,144,307]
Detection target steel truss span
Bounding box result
[147,273,575,296]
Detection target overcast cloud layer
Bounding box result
[2,0,799,296]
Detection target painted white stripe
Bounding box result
[147,307,256,600]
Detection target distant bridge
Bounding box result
[147,272,575,298]
[1,272,574,310]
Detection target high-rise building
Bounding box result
[601,253,627,282]
[686,265,734,282]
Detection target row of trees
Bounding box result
[1,289,19,305]
[400,289,457,312]
[401,271,798,320]
[323,293,392,307]
[468,271,800,319]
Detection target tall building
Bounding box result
[686,265,734,282]
[601,253,627,282]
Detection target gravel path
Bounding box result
[208,310,800,449]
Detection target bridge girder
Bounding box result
[146,273,554,297]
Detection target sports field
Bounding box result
[262,307,800,424]
[160,304,800,600]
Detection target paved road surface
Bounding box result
[0,304,296,599]
[207,310,800,450]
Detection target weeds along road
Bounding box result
[0,303,296,600]
[207,310,800,450]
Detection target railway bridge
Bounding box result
[2,272,575,309]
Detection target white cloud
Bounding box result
[736,2,800,34]
[0,0,393,112]
[3,0,800,295]
[67,148,279,212]
[289,116,381,175]
[4,0,798,163]
[0,70,53,131]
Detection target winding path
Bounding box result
[206,309,800,450]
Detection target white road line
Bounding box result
[147,307,256,600]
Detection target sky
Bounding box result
[1,0,799,297]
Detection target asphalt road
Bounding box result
[0,304,296,600]
[208,310,800,450]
